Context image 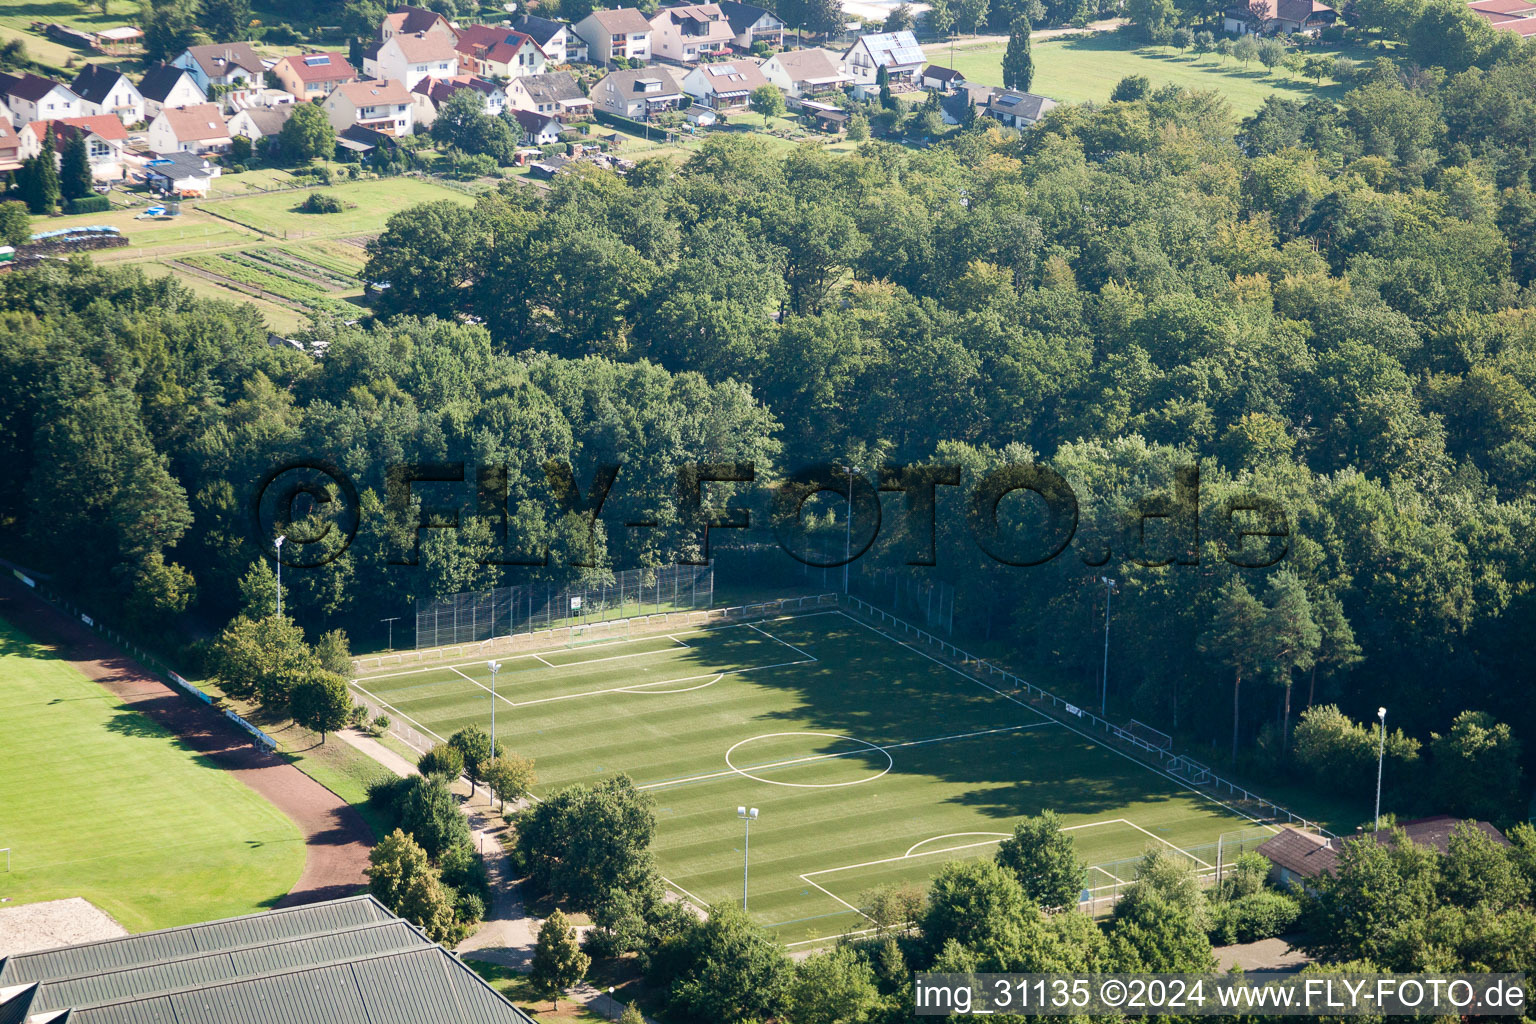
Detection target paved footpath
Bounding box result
[0,576,372,906]
[335,729,658,1019]
[340,729,545,964]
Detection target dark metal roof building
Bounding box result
[0,896,535,1024]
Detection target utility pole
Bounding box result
[381,616,401,651]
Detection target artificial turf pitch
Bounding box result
[354,609,1272,944]
[0,616,304,931]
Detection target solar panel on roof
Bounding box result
[303,55,331,65]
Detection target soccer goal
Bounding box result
[1166,754,1213,785]
[1126,719,1173,751]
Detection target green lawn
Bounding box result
[355,610,1277,945]
[0,615,304,932]
[203,176,479,238]
[25,175,469,328]
[945,32,1370,113]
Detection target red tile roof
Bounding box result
[277,52,359,84]
[158,103,230,141]
[454,24,545,66]
[333,79,413,107]
[27,115,129,147]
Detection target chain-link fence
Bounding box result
[1078,825,1279,917]
[415,564,714,649]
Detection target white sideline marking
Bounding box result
[661,875,710,911]
[636,722,1054,792]
[801,875,871,921]
[439,657,808,712]
[832,610,1280,833]
[1090,864,1127,885]
[1123,819,1215,868]
[745,620,819,662]
[532,653,554,667]
[357,625,736,681]
[349,680,448,745]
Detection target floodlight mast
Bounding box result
[488,661,502,756]
[1099,577,1116,717]
[737,806,759,910]
[1374,706,1387,831]
[274,535,285,617]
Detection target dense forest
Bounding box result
[2,45,1535,804]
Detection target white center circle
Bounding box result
[724,731,893,788]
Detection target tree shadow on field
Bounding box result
[100,703,228,772]
[668,616,1191,822]
[0,622,63,662]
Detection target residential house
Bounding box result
[0,73,80,125]
[939,82,994,124]
[511,14,589,63]
[323,78,415,135]
[510,107,562,144]
[717,1,785,49]
[1467,0,1536,35]
[681,57,768,111]
[454,25,548,78]
[1222,0,1337,33]
[144,151,221,195]
[0,120,22,175]
[137,63,206,118]
[921,64,966,90]
[761,47,851,99]
[574,8,654,65]
[69,64,144,125]
[411,75,508,126]
[363,32,460,89]
[1258,817,1511,890]
[336,122,401,158]
[983,88,1056,128]
[269,52,359,101]
[20,115,130,179]
[380,4,460,44]
[841,30,924,86]
[173,42,267,91]
[226,104,295,142]
[590,66,686,119]
[649,4,735,63]
[147,103,231,154]
[509,71,592,122]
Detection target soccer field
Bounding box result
[0,616,304,932]
[355,609,1273,944]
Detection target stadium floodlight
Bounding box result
[1098,577,1117,718]
[737,806,759,910]
[1374,706,1387,831]
[843,465,855,595]
[488,661,502,756]
[274,535,285,618]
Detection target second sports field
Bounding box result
[354,609,1272,943]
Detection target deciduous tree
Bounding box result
[531,909,590,1011]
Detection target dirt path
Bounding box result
[0,577,372,907]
